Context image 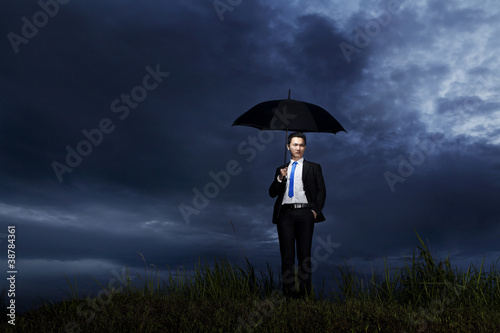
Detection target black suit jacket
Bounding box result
[269,160,326,224]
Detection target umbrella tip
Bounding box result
[288,89,291,99]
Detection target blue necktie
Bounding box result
[288,161,297,198]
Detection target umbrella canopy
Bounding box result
[232,93,347,164]
[232,98,347,134]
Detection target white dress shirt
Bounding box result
[279,158,308,205]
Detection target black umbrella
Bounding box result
[232,91,347,164]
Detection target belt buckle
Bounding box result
[284,203,308,209]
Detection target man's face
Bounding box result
[288,137,306,160]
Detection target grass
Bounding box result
[2,230,499,332]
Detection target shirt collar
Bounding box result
[289,158,304,165]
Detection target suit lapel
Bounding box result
[302,160,310,178]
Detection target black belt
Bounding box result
[282,203,312,209]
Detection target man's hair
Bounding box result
[287,132,306,145]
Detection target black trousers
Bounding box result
[277,206,315,297]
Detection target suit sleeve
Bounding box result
[312,164,326,216]
[269,167,286,198]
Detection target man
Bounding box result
[269,132,326,298]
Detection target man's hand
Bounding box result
[312,210,317,219]
[279,167,288,181]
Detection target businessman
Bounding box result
[269,132,326,298]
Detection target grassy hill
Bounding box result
[2,231,499,332]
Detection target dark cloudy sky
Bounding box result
[1,0,499,312]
